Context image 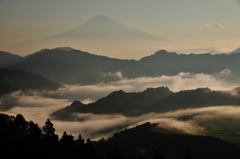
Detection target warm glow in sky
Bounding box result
[1,0,240,140]
[0,0,240,58]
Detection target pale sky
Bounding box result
[0,0,240,57]
[1,0,240,139]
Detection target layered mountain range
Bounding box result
[0,68,61,96]
[51,86,240,119]
[1,48,240,85]
[93,122,240,159]
[5,15,184,59]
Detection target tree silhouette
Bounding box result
[5,113,237,159]
[60,131,77,158]
[0,113,108,159]
[24,120,42,158]
[112,147,121,159]
[14,114,28,135]
[76,134,85,147]
[42,118,58,142]
[41,118,60,158]
[27,121,42,137]
[184,150,193,159]
[153,150,165,159]
[60,131,74,144]
[106,147,122,159]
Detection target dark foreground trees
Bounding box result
[0,113,102,159]
[1,113,240,159]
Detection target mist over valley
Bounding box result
[1,47,240,144]
[1,2,240,157]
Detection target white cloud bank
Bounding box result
[1,70,240,140]
[46,69,238,103]
[3,105,240,141]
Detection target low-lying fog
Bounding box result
[1,70,240,140]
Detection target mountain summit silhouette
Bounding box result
[50,15,166,40]
[5,15,186,59]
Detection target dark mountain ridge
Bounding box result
[5,48,240,85]
[0,51,23,68]
[6,15,178,59]
[51,86,240,120]
[8,49,136,84]
[0,68,61,96]
[1,113,240,159]
[93,122,240,159]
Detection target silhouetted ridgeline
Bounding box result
[0,113,101,159]
[1,113,240,159]
[2,48,240,84]
[6,15,176,58]
[51,86,240,119]
[0,51,23,68]
[94,122,240,159]
[0,68,61,96]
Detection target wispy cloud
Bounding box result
[1,107,205,140]
[0,90,71,111]
[0,70,238,111]
[0,70,240,140]
[54,105,240,140]
[41,69,238,104]
[4,105,240,141]
[205,23,224,31]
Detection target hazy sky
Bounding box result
[0,0,240,56]
[1,0,240,140]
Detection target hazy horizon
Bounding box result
[1,70,240,140]
[1,0,240,143]
[1,0,240,59]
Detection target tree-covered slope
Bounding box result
[51,87,240,119]
[0,68,61,95]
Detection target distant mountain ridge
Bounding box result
[0,51,23,68]
[93,122,240,159]
[3,48,240,85]
[231,47,240,53]
[4,15,185,59]
[50,86,240,119]
[50,15,166,41]
[0,68,61,96]
[7,48,135,84]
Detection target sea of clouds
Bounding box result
[1,70,240,140]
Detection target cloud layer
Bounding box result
[40,70,238,104]
[3,104,240,141]
[1,70,240,140]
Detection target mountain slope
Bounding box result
[9,48,137,84]
[0,68,61,96]
[93,122,240,159]
[50,87,240,119]
[0,51,23,68]
[231,47,240,54]
[51,87,172,119]
[138,49,240,76]
[9,48,240,85]
[50,15,166,41]
[5,15,185,59]
[150,87,240,113]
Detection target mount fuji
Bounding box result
[49,15,166,41]
[7,15,186,59]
